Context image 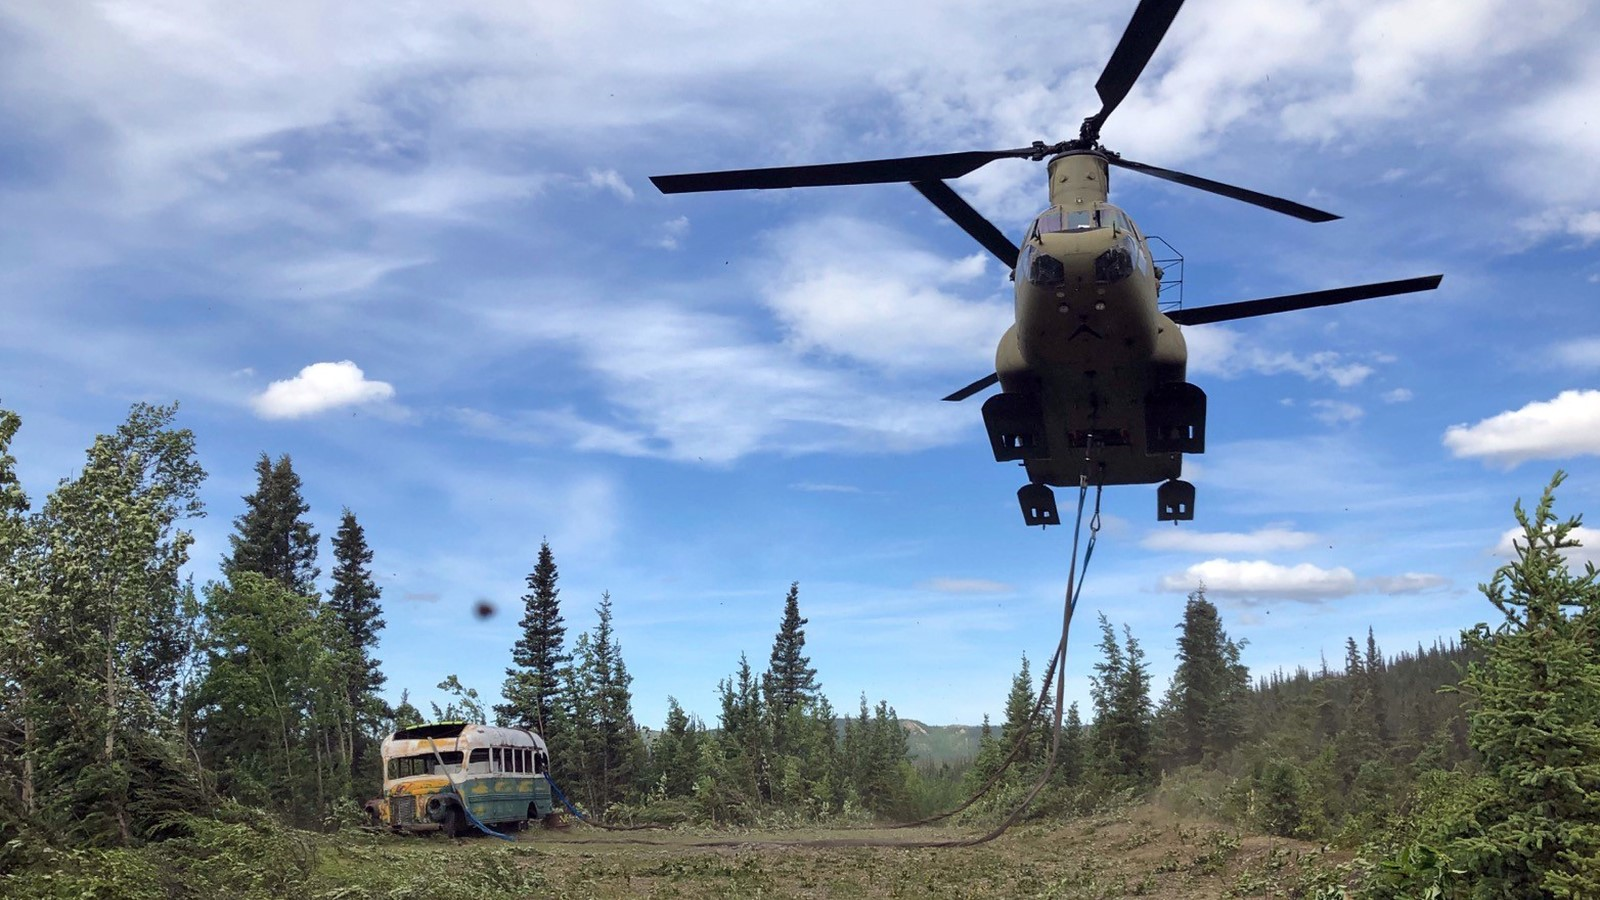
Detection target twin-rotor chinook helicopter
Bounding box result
[652,0,1442,527]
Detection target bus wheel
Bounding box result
[440,806,463,838]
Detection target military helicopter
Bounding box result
[651,0,1442,526]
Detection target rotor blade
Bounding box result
[1167,275,1443,327]
[942,372,1000,402]
[1109,155,1340,222]
[1089,0,1187,129]
[651,148,1037,194]
[911,180,1019,268]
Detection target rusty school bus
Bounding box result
[365,721,555,836]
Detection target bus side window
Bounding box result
[520,749,529,773]
[492,747,501,772]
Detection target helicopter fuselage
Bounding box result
[992,150,1189,490]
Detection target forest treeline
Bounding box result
[4,402,1600,896]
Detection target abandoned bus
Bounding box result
[365,721,555,836]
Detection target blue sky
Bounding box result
[3,0,1598,731]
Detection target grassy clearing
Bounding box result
[307,802,1347,899]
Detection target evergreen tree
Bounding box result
[224,453,319,597]
[1090,615,1153,786]
[1057,702,1085,786]
[763,582,819,714]
[191,571,325,823]
[651,697,703,798]
[565,594,646,811]
[1414,474,1600,895]
[325,508,386,790]
[497,539,566,737]
[762,582,819,759]
[1165,586,1249,766]
[1000,654,1048,766]
[715,653,766,804]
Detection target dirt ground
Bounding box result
[347,803,1349,899]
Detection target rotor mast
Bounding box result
[1047,150,1111,209]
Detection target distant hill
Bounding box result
[645,717,983,766]
[899,719,981,766]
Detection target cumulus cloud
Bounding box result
[1159,558,1450,603]
[922,577,1014,594]
[1383,388,1414,403]
[1142,527,1319,554]
[251,361,395,419]
[1443,390,1600,466]
[1492,525,1600,569]
[1159,559,1358,602]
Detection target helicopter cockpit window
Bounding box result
[1034,209,1062,235]
[1065,210,1099,231]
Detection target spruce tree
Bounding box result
[1437,474,1600,895]
[326,508,386,787]
[1090,615,1154,786]
[1058,702,1085,786]
[763,582,819,761]
[716,653,766,803]
[1000,653,1048,766]
[497,540,566,737]
[651,697,704,798]
[1166,586,1248,766]
[225,453,319,597]
[764,582,820,713]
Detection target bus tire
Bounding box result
[440,805,464,838]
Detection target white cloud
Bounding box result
[790,482,862,493]
[655,215,690,250]
[1443,390,1600,466]
[251,360,395,419]
[1159,559,1451,603]
[1159,558,1358,602]
[760,217,1010,373]
[1142,527,1319,554]
[922,577,1014,594]
[580,168,634,201]
[1492,525,1600,569]
[1184,326,1376,387]
[475,295,970,463]
[1366,573,1451,594]
[1552,337,1600,369]
[1519,209,1600,244]
[1311,399,1364,425]
[1383,388,1414,403]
